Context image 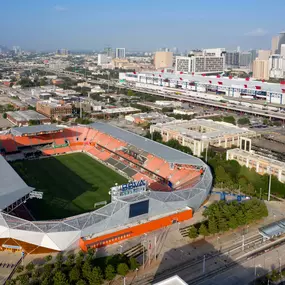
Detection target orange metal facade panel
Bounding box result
[80,209,193,251]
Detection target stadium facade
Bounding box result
[0,123,212,254]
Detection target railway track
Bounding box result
[133,234,264,285]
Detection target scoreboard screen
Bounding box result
[129,200,149,218]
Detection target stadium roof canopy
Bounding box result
[153,275,187,285]
[0,156,34,211]
[89,122,205,165]
[259,219,285,238]
[11,125,63,136]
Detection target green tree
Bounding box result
[117,263,129,276]
[53,271,68,285]
[76,280,87,285]
[228,216,239,229]
[26,261,35,271]
[199,223,209,237]
[127,90,135,96]
[223,116,236,125]
[2,113,7,119]
[17,274,29,285]
[88,267,103,285]
[129,257,139,270]
[16,265,24,273]
[105,264,116,281]
[69,267,81,282]
[82,260,92,280]
[44,255,52,263]
[188,226,198,238]
[237,117,250,125]
[208,217,218,234]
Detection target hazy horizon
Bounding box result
[1,0,284,52]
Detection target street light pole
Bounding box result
[242,235,245,251]
[203,255,206,274]
[268,169,272,201]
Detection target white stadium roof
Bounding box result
[0,155,34,210]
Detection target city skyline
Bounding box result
[1,0,285,51]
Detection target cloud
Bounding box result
[245,28,268,37]
[54,5,67,12]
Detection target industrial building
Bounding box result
[119,70,285,104]
[150,119,257,156]
[227,148,285,183]
[36,100,73,120]
[6,110,50,126]
[125,112,175,124]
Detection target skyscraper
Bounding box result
[115,48,126,59]
[253,59,269,80]
[257,50,271,60]
[277,32,285,54]
[239,52,252,67]
[272,35,279,54]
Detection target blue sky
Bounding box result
[1,0,284,51]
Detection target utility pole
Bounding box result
[203,255,206,274]
[268,167,272,201]
[259,188,262,200]
[154,236,157,261]
[80,101,82,119]
[242,235,245,251]
[205,144,208,162]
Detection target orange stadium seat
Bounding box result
[54,147,71,155]
[158,162,173,179]
[13,136,32,147]
[144,155,165,173]
[53,132,66,145]
[35,134,54,144]
[42,149,55,156]
[0,135,17,152]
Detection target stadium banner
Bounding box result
[110,180,147,200]
[53,143,69,148]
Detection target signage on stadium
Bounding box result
[110,180,147,199]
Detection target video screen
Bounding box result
[129,200,149,218]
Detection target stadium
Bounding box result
[0,123,212,254]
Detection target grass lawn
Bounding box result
[10,153,127,220]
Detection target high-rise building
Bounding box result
[239,52,252,67]
[104,47,113,57]
[257,50,271,60]
[281,44,285,57]
[154,51,173,69]
[175,53,225,74]
[269,54,285,78]
[98,54,112,66]
[115,48,126,59]
[225,51,240,67]
[249,50,258,62]
[55,49,69,56]
[12,46,21,55]
[253,59,269,80]
[272,36,279,54]
[277,32,285,54]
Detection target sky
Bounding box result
[1,0,285,52]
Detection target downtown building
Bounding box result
[175,48,225,74]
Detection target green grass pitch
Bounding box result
[11,153,128,220]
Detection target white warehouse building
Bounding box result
[150,119,257,156]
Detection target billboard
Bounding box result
[110,180,147,200]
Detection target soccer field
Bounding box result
[11,153,128,220]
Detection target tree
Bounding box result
[105,264,116,281]
[117,263,129,277]
[44,255,52,263]
[208,217,218,234]
[53,271,69,285]
[129,257,139,270]
[17,274,29,285]
[237,117,250,125]
[2,113,7,119]
[82,260,92,280]
[76,280,87,285]
[69,267,81,282]
[127,90,135,96]
[199,223,209,237]
[88,267,103,285]
[16,265,24,273]
[26,261,35,271]
[188,226,198,239]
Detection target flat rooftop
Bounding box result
[102,107,140,114]
[6,110,49,122]
[11,124,63,136]
[0,155,34,211]
[153,275,187,285]
[227,148,285,169]
[134,72,285,94]
[154,119,256,140]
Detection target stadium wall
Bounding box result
[79,208,193,251]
